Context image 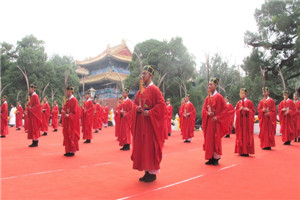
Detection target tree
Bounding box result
[244,0,300,102]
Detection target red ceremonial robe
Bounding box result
[61,108,65,127]
[202,92,229,160]
[131,84,166,171]
[103,106,109,125]
[163,104,168,140]
[226,103,235,135]
[51,105,59,129]
[179,104,184,131]
[63,96,80,153]
[181,102,196,140]
[27,93,42,140]
[114,105,121,137]
[1,102,8,136]
[118,98,133,146]
[98,105,103,129]
[93,103,102,130]
[24,107,28,131]
[257,97,277,148]
[82,99,94,140]
[234,99,255,154]
[16,105,24,128]
[278,99,296,142]
[294,101,300,138]
[41,102,50,132]
[167,104,173,134]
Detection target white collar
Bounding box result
[186,101,190,104]
[68,95,74,100]
[240,97,248,102]
[211,90,217,97]
[86,98,91,101]
[32,92,36,96]
[3,101,7,104]
[124,97,129,101]
[265,96,270,100]
[146,81,153,88]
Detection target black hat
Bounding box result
[30,83,37,89]
[124,88,130,93]
[209,78,219,85]
[240,88,248,94]
[86,90,91,95]
[262,87,269,92]
[67,85,74,91]
[143,65,155,75]
[282,89,289,94]
[3,95,8,99]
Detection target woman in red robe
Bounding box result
[131,65,166,182]
[51,101,59,132]
[278,90,296,145]
[257,87,277,150]
[202,78,229,165]
[181,94,196,143]
[93,98,102,133]
[224,96,235,138]
[234,88,255,156]
[16,101,24,130]
[24,104,28,132]
[82,90,94,143]
[27,83,42,147]
[178,98,185,134]
[119,89,133,150]
[166,98,173,136]
[63,85,80,157]
[41,97,50,136]
[1,96,8,138]
[294,93,300,142]
[114,97,122,138]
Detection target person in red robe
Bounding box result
[131,65,166,182]
[294,93,300,142]
[114,97,123,138]
[27,83,42,147]
[93,98,102,133]
[257,87,277,150]
[41,97,50,136]
[278,90,296,145]
[224,96,235,138]
[98,102,103,131]
[103,103,109,128]
[163,103,169,141]
[234,88,255,157]
[51,100,59,132]
[61,107,65,127]
[82,90,94,143]
[1,95,9,138]
[166,98,173,136]
[118,88,133,150]
[16,101,24,131]
[181,94,196,143]
[202,78,229,165]
[63,85,80,157]
[178,98,185,134]
[24,103,29,132]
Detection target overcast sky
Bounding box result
[1,0,264,68]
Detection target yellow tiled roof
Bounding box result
[80,72,129,84]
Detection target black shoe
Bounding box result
[99,128,102,131]
[120,144,130,151]
[66,152,75,157]
[213,158,220,165]
[139,171,149,182]
[83,139,91,143]
[42,132,47,136]
[1,135,6,138]
[262,147,272,150]
[240,154,249,157]
[144,173,156,182]
[283,141,291,145]
[29,140,38,147]
[94,130,98,133]
[168,133,171,136]
[295,138,297,142]
[53,129,58,132]
[224,135,230,138]
[184,140,191,143]
[16,128,21,130]
[205,158,214,165]
[298,138,300,142]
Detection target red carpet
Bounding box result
[1,126,299,200]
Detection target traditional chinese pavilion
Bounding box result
[75,40,132,100]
